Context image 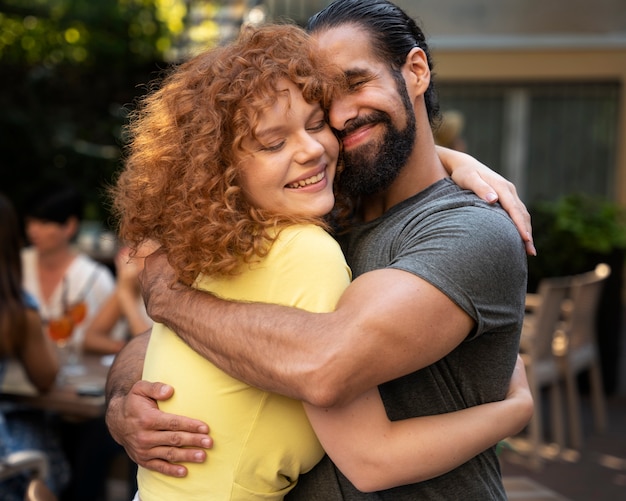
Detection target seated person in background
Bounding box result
[20,182,125,501]
[83,244,155,355]
[21,181,115,356]
[0,192,69,500]
[434,110,467,152]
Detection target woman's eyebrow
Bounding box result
[254,125,285,140]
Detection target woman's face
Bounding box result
[25,217,76,255]
[238,80,339,219]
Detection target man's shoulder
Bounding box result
[427,180,520,236]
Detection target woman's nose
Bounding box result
[295,132,325,164]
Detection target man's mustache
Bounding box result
[336,111,389,140]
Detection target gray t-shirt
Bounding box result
[288,178,527,500]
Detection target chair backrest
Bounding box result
[0,449,49,482]
[565,263,611,351]
[526,275,572,360]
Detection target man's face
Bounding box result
[313,25,416,197]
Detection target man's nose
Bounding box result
[328,94,357,132]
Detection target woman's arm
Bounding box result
[115,247,153,337]
[83,292,126,354]
[304,355,533,492]
[19,309,59,392]
[117,288,152,337]
[437,146,536,256]
[84,249,153,354]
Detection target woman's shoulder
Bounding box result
[272,224,349,271]
[20,246,37,266]
[70,252,113,278]
[276,224,336,246]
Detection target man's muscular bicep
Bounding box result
[331,268,474,395]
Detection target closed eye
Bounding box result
[260,140,285,152]
[307,120,327,133]
[344,68,376,93]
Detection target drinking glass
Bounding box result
[47,300,88,380]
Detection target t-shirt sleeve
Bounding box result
[389,205,527,338]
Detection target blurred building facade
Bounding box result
[253,0,626,208]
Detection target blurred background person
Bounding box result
[434,109,467,152]
[19,182,124,501]
[83,244,154,355]
[0,192,69,500]
[20,181,115,362]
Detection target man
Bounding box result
[106,0,532,498]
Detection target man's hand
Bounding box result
[105,380,213,477]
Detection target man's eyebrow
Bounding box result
[343,68,372,79]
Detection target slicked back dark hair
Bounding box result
[307,0,440,126]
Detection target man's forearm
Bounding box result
[139,251,349,405]
[105,331,150,404]
[152,285,340,405]
[140,254,464,408]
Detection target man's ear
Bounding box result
[402,47,431,97]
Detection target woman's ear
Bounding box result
[402,47,431,97]
[64,216,80,241]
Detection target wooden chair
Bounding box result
[556,263,610,450]
[0,449,56,501]
[519,274,571,468]
[0,450,49,482]
[25,478,57,501]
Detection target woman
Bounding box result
[0,192,68,499]
[83,244,154,355]
[21,183,115,355]
[112,23,532,500]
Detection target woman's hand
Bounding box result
[504,355,534,434]
[437,146,536,256]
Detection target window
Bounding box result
[437,82,620,205]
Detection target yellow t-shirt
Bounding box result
[138,225,351,500]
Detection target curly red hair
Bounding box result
[111,23,346,284]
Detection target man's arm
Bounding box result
[107,250,473,474]
[105,332,213,476]
[141,260,473,408]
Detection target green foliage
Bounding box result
[0,0,166,66]
[0,0,173,224]
[528,194,626,291]
[536,194,626,254]
[0,0,224,225]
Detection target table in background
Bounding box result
[0,354,111,419]
[0,354,133,500]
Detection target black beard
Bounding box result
[337,88,416,198]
